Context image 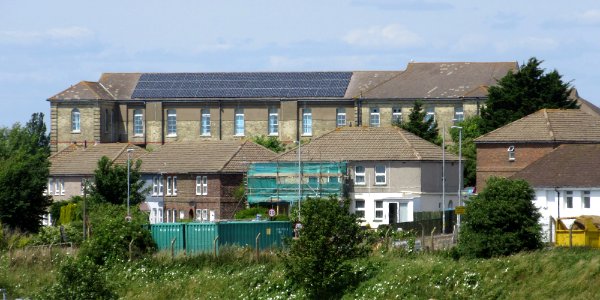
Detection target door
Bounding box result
[399,203,409,222]
[389,203,398,224]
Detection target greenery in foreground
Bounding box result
[1,246,600,299]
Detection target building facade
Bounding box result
[48,62,518,153]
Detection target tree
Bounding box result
[0,113,51,233]
[89,156,147,205]
[458,177,543,258]
[396,100,439,144]
[283,197,368,299]
[480,57,578,133]
[251,135,286,153]
[448,116,485,187]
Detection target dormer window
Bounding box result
[507,145,515,161]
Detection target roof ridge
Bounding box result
[81,81,104,100]
[396,128,422,160]
[543,109,556,141]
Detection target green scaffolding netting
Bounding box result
[247,161,347,204]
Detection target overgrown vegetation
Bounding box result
[459,177,543,258]
[252,135,287,153]
[395,100,439,145]
[90,156,147,206]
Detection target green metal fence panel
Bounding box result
[185,223,218,254]
[218,221,293,250]
[150,223,185,252]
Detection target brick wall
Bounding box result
[476,143,556,191]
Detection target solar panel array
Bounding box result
[131,72,352,98]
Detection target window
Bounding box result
[133,109,144,136]
[354,200,365,218]
[268,107,279,135]
[375,165,386,185]
[355,166,365,185]
[336,108,346,127]
[167,176,177,196]
[234,108,244,136]
[71,108,80,132]
[566,191,573,208]
[201,108,211,136]
[54,178,64,196]
[152,176,164,196]
[508,145,515,161]
[166,209,171,223]
[375,201,383,219]
[425,106,435,123]
[583,191,591,209]
[104,109,110,133]
[167,109,177,136]
[302,108,312,135]
[47,179,54,195]
[392,107,402,124]
[370,107,380,127]
[196,176,208,195]
[454,105,464,123]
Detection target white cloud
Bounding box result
[578,9,600,24]
[0,26,93,44]
[343,24,422,49]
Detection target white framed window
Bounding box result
[425,106,435,123]
[47,179,54,195]
[454,105,464,123]
[355,166,365,185]
[166,176,177,196]
[166,209,171,223]
[202,209,208,221]
[354,199,365,218]
[167,109,177,136]
[195,209,202,221]
[375,201,384,219]
[54,178,64,196]
[172,209,177,223]
[179,210,185,220]
[158,208,163,223]
[302,108,312,135]
[392,107,402,124]
[566,191,573,208]
[201,108,211,136]
[370,107,380,127]
[268,107,279,135]
[196,176,208,195]
[235,108,245,136]
[133,109,144,136]
[508,145,515,161]
[583,191,591,209]
[152,176,164,196]
[336,108,346,127]
[375,165,386,185]
[71,108,80,133]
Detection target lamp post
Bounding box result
[297,139,302,220]
[442,123,446,234]
[126,148,134,222]
[451,125,463,232]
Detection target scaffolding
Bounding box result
[246,161,347,204]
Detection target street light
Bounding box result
[451,125,463,232]
[126,148,134,222]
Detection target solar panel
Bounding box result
[131,72,352,99]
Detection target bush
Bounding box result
[234,206,268,220]
[41,257,116,300]
[283,197,369,299]
[458,177,543,258]
[79,203,155,265]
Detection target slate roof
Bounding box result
[510,144,600,188]
[475,109,600,144]
[359,62,517,99]
[140,141,276,174]
[275,127,459,162]
[49,143,146,175]
[48,61,515,101]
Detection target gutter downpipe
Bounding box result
[219,100,223,140]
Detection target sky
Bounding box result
[1,0,599,127]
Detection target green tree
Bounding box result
[396,100,439,144]
[0,113,51,233]
[480,57,578,133]
[252,135,286,153]
[283,197,368,299]
[448,116,484,187]
[89,156,147,205]
[458,177,543,258]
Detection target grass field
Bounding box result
[1,246,598,299]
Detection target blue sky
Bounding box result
[1,0,599,127]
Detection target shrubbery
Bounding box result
[40,257,116,300]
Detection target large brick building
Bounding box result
[47,61,518,153]
[474,109,600,191]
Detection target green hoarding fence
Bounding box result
[247,161,347,204]
[150,223,185,253]
[149,221,293,254]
